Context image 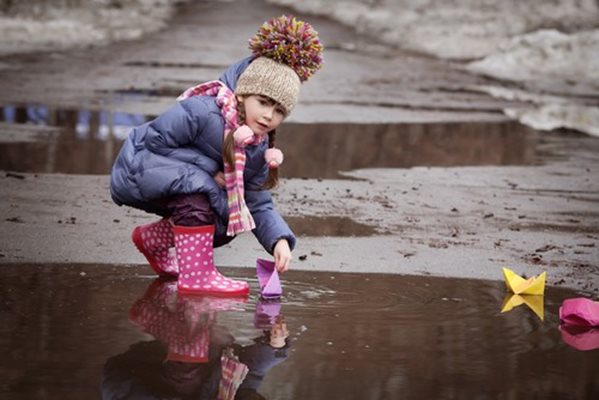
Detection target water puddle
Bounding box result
[1,264,597,399]
[0,104,150,174]
[276,121,542,178]
[286,215,380,237]
[122,61,228,70]
[0,102,576,177]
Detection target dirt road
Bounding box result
[1,0,597,293]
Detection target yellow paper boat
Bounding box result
[503,267,546,295]
[501,293,545,321]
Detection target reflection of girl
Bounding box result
[110,15,324,296]
[101,279,289,399]
[235,315,290,400]
[101,331,289,400]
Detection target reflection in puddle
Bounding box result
[286,215,379,237]
[0,103,151,174]
[560,325,599,352]
[1,103,147,140]
[0,102,554,177]
[1,264,597,399]
[277,121,541,178]
[119,278,287,399]
[122,61,228,70]
[501,293,545,321]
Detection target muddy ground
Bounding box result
[0,0,598,293]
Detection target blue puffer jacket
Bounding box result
[110,57,296,254]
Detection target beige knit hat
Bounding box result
[235,15,324,115]
[235,56,300,114]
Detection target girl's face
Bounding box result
[240,95,286,135]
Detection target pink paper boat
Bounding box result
[256,258,282,299]
[559,297,599,327]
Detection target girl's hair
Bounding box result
[222,98,279,189]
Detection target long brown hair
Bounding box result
[222,100,279,189]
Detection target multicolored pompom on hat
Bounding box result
[236,15,324,113]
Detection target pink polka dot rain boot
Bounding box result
[173,224,249,296]
[131,218,178,277]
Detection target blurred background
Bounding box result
[1,0,598,136]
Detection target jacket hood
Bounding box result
[219,56,254,91]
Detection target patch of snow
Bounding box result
[505,104,599,137]
[267,0,599,60]
[0,0,185,56]
[472,85,574,105]
[0,16,106,55]
[466,29,599,86]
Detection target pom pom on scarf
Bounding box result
[233,125,254,146]
[265,148,283,169]
[249,15,324,82]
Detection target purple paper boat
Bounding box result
[256,258,282,299]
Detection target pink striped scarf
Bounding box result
[178,80,266,236]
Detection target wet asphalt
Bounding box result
[0,0,597,290]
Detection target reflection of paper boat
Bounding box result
[503,267,546,295]
[256,258,282,299]
[254,298,282,329]
[559,324,599,351]
[501,293,545,321]
[559,297,599,327]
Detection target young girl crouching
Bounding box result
[109,15,323,296]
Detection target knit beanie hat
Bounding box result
[235,15,324,114]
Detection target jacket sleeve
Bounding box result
[144,98,220,175]
[244,169,296,254]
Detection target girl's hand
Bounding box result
[273,239,291,273]
[214,171,225,188]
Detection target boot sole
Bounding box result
[177,285,250,297]
[131,226,178,278]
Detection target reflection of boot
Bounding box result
[129,278,179,341]
[129,279,248,334]
[132,218,178,277]
[256,259,281,299]
[166,314,211,363]
[129,278,247,363]
[168,292,250,363]
[173,224,249,296]
[254,299,281,330]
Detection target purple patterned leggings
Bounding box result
[165,194,215,227]
[162,193,234,247]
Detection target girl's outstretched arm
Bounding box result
[244,189,296,258]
